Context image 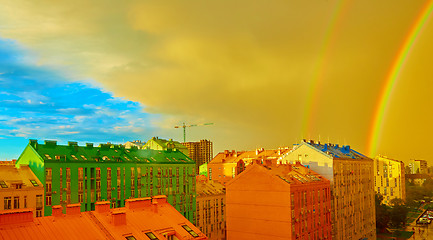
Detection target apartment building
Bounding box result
[0,162,44,217]
[408,159,428,174]
[279,140,376,240]
[0,195,207,240]
[226,163,331,239]
[374,155,405,205]
[15,139,196,222]
[182,139,213,173]
[196,178,226,240]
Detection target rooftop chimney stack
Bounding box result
[52,205,63,217]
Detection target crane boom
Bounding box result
[174,122,214,142]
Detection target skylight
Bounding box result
[0,180,8,188]
[145,232,159,240]
[182,225,199,238]
[30,180,39,187]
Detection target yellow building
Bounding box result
[196,178,226,240]
[279,140,376,240]
[0,161,44,217]
[374,155,406,205]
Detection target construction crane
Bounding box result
[174,122,214,142]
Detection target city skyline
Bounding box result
[0,0,432,163]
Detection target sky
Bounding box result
[0,0,432,163]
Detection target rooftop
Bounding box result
[0,164,42,189]
[0,196,207,240]
[196,179,225,197]
[209,147,291,164]
[24,139,193,164]
[296,140,367,159]
[147,137,188,150]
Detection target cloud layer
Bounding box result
[0,0,432,161]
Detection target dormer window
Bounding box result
[44,154,52,160]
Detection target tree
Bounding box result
[376,193,391,230]
[389,198,409,228]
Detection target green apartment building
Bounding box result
[15,139,197,222]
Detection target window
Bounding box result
[46,182,52,193]
[24,196,27,208]
[66,168,71,179]
[13,196,19,209]
[182,225,199,238]
[4,197,11,210]
[81,155,87,160]
[78,168,84,179]
[30,180,39,187]
[36,195,43,209]
[46,168,52,179]
[107,168,112,179]
[0,180,7,188]
[125,236,136,240]
[46,195,52,206]
[145,232,159,240]
[96,168,101,178]
[79,193,83,203]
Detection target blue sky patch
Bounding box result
[0,38,161,160]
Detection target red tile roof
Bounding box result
[0,196,207,240]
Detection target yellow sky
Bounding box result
[0,0,432,163]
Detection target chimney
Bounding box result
[0,209,33,225]
[151,198,158,213]
[125,198,151,210]
[66,203,81,216]
[224,150,229,157]
[153,195,167,204]
[111,209,126,226]
[52,205,63,217]
[95,201,111,213]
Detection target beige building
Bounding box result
[183,139,213,173]
[279,140,376,240]
[144,137,189,156]
[196,178,226,240]
[0,161,44,217]
[374,155,406,205]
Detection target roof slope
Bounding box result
[298,140,367,159]
[0,196,207,240]
[21,139,193,164]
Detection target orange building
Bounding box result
[0,162,44,217]
[208,147,291,185]
[0,195,207,240]
[226,163,331,240]
[196,178,226,240]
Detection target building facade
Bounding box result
[182,139,213,173]
[279,140,376,240]
[15,139,196,222]
[226,163,331,240]
[408,159,428,174]
[208,148,291,185]
[374,155,406,205]
[196,178,226,240]
[0,195,207,240]
[0,162,44,217]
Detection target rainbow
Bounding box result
[303,0,353,135]
[367,0,433,157]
